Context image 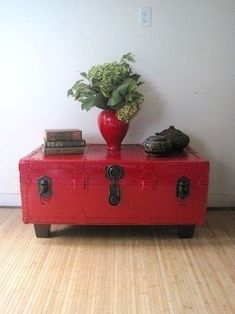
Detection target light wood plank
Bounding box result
[0,208,234,313]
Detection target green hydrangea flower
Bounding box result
[68,53,144,122]
[116,103,140,123]
[88,62,130,98]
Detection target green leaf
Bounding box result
[73,79,84,86]
[106,78,138,108]
[116,78,137,95]
[95,103,109,110]
[121,52,135,63]
[130,74,141,82]
[133,91,144,99]
[126,95,133,102]
[81,94,108,111]
[92,94,108,108]
[81,96,96,111]
[67,80,84,97]
[80,87,95,95]
[67,88,73,97]
[80,72,88,79]
[107,90,123,107]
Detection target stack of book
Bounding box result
[42,129,86,155]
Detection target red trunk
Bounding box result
[19,144,209,238]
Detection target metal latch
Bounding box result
[109,183,120,206]
[105,165,124,206]
[38,176,52,198]
[105,165,124,182]
[176,177,190,199]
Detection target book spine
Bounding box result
[43,146,85,155]
[44,139,86,148]
[45,130,82,141]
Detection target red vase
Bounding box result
[98,110,129,151]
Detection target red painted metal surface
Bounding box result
[19,144,209,226]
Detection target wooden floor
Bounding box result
[0,208,234,313]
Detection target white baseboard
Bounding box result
[207,194,235,207]
[0,193,21,207]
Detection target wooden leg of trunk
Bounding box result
[34,224,51,238]
[177,225,195,238]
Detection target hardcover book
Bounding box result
[42,145,85,155]
[44,139,86,148]
[45,129,82,141]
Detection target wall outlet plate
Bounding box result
[139,7,152,27]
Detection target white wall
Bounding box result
[0,0,234,207]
